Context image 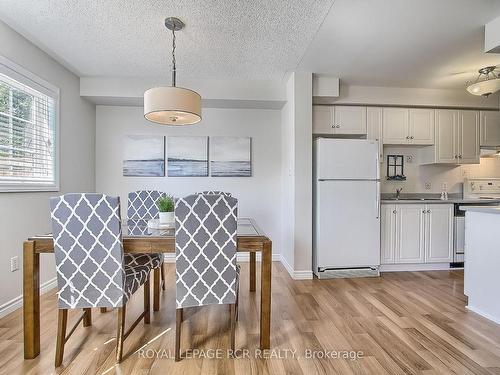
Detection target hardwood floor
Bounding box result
[2,263,500,374]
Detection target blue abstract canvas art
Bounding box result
[210,136,251,177]
[167,136,208,177]
[122,135,165,177]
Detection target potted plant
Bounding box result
[157,195,175,224]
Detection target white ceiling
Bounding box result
[0,0,334,80]
[299,0,500,89]
[1,0,500,89]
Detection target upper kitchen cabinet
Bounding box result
[480,111,500,147]
[312,105,367,135]
[312,105,334,134]
[458,110,480,164]
[409,108,434,144]
[382,107,434,145]
[333,106,367,134]
[421,109,479,165]
[366,107,384,162]
[382,108,409,144]
[434,109,457,163]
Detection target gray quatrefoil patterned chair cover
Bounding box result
[126,190,165,269]
[199,191,232,197]
[127,190,164,220]
[175,194,238,309]
[50,194,150,309]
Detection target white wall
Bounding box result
[281,75,295,271]
[381,146,500,194]
[0,21,96,314]
[95,106,282,258]
[316,84,500,109]
[280,72,313,278]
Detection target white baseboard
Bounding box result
[280,255,313,280]
[380,263,451,272]
[466,305,500,325]
[0,277,57,319]
[162,253,281,263]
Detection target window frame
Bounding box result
[0,55,60,192]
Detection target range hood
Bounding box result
[480,147,500,158]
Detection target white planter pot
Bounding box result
[159,211,174,224]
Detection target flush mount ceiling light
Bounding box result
[144,17,201,125]
[466,66,500,97]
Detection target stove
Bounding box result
[454,178,500,263]
[464,178,500,200]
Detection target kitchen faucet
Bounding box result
[396,187,403,199]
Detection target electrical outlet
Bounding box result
[462,169,470,178]
[10,256,19,272]
[406,155,414,163]
[441,182,448,191]
[424,182,432,190]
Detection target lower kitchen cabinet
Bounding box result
[396,204,425,263]
[381,203,453,265]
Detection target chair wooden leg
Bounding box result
[230,304,236,353]
[153,268,160,312]
[235,284,240,322]
[160,263,166,291]
[144,278,150,324]
[100,307,107,313]
[55,309,68,367]
[175,308,182,362]
[83,308,92,327]
[116,305,126,363]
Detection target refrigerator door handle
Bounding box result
[376,182,380,219]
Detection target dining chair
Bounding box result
[126,190,166,302]
[174,194,240,361]
[198,190,232,197]
[49,193,153,366]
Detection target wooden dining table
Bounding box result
[22,218,272,359]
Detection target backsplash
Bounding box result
[381,146,500,194]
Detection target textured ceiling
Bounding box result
[0,0,334,80]
[299,0,500,89]
[2,0,500,89]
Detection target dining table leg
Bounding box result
[249,252,256,292]
[260,240,272,350]
[23,241,40,359]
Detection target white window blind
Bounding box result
[0,57,59,192]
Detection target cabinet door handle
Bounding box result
[410,136,414,139]
[458,155,462,159]
[427,209,431,213]
[393,210,397,214]
[331,124,335,128]
[336,125,341,128]
[422,210,426,213]
[406,136,409,140]
[454,155,458,159]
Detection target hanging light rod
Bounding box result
[144,17,202,126]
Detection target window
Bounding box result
[0,56,59,192]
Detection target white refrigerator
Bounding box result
[313,138,381,278]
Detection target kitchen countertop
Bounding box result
[459,205,500,214]
[381,193,500,205]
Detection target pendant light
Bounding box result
[466,66,500,97]
[144,17,201,125]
